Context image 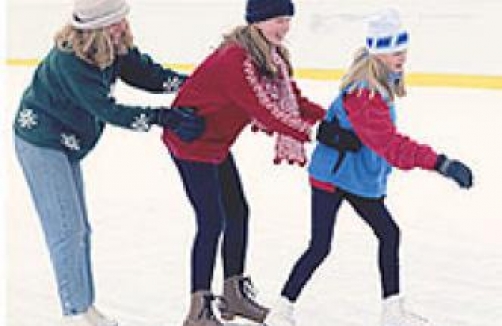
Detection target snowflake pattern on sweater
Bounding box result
[163,76,183,93]
[60,133,81,151]
[17,108,38,129]
[131,113,151,132]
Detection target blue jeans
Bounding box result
[171,154,249,293]
[14,136,94,315]
[281,186,401,301]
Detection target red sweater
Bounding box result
[162,44,325,163]
[344,90,438,170]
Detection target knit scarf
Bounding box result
[244,48,312,166]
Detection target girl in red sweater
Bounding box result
[161,1,325,325]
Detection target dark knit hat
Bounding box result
[245,0,295,24]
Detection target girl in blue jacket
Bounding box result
[264,9,473,326]
[12,0,204,325]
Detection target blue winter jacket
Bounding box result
[308,85,396,198]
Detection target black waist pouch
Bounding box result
[316,117,362,152]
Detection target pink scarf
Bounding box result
[244,48,312,166]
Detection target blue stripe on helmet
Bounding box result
[376,37,392,48]
[396,32,409,45]
[366,31,409,51]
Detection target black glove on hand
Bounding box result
[316,120,362,152]
[435,154,473,189]
[154,106,205,142]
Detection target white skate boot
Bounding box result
[382,295,430,326]
[63,306,118,326]
[263,297,296,326]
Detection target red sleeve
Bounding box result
[291,80,326,124]
[222,46,310,142]
[343,90,438,171]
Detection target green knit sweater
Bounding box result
[13,46,186,160]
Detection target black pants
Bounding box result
[281,186,401,301]
[172,154,249,293]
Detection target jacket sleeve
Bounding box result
[291,80,326,124]
[343,89,438,170]
[117,47,187,93]
[59,54,158,131]
[222,47,311,142]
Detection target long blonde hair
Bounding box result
[339,47,406,101]
[220,25,292,78]
[54,21,134,70]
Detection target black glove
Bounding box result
[154,106,205,142]
[435,154,473,189]
[316,120,362,152]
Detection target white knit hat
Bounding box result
[71,0,130,30]
[366,8,409,54]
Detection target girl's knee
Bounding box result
[389,223,400,240]
[196,220,224,241]
[227,200,249,222]
[307,240,333,265]
[379,222,400,245]
[47,227,90,253]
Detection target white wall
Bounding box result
[7,0,502,75]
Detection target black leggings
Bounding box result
[281,186,401,301]
[172,154,249,293]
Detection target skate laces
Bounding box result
[199,294,224,321]
[404,310,429,325]
[240,276,258,300]
[400,299,429,325]
[85,306,117,326]
[387,303,429,326]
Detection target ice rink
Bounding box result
[3,1,502,326]
[5,74,502,326]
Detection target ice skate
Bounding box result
[382,295,430,326]
[63,306,118,326]
[184,290,224,326]
[219,275,269,323]
[262,297,295,326]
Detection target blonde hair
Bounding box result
[339,47,406,101]
[54,21,134,70]
[220,25,292,78]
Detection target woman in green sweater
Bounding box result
[12,0,204,325]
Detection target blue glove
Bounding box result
[435,154,473,189]
[155,107,205,142]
